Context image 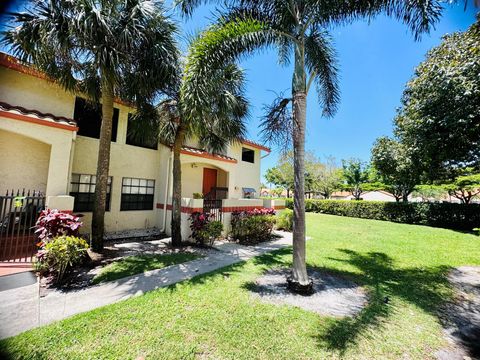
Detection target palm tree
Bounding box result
[129,58,248,246]
[177,0,445,293]
[3,0,179,252]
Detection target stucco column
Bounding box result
[45,141,73,196]
[227,171,235,199]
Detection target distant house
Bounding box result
[344,190,397,202]
[330,191,352,200]
[260,188,289,198]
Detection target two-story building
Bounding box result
[0,52,280,247]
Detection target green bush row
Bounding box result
[276,209,293,232]
[231,211,276,245]
[285,199,480,231]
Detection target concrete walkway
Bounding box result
[0,232,292,340]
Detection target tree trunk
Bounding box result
[171,126,186,247]
[91,78,114,252]
[287,189,290,198]
[288,39,312,293]
[353,188,362,200]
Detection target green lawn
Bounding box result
[92,253,200,284]
[2,214,479,359]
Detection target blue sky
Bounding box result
[172,3,477,182]
[1,1,478,183]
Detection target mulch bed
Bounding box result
[436,266,480,360]
[249,268,367,317]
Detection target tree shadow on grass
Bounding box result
[250,247,292,268]
[314,249,452,355]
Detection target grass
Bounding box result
[92,252,200,284]
[1,213,479,359]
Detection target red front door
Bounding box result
[202,168,217,196]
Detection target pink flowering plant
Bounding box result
[231,208,276,244]
[189,212,223,246]
[35,209,83,246]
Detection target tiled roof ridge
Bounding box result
[0,101,76,125]
[240,138,270,152]
[181,145,237,162]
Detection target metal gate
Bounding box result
[0,190,45,262]
[203,187,227,222]
[203,199,223,222]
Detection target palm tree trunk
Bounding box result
[288,39,312,293]
[171,126,186,247]
[91,78,114,252]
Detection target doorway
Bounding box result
[202,168,217,196]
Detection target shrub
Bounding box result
[231,208,276,244]
[35,209,83,246]
[285,198,480,231]
[189,212,223,246]
[34,235,89,283]
[276,209,293,231]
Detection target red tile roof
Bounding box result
[0,101,78,131]
[181,145,238,163]
[240,138,270,152]
[0,101,76,126]
[0,52,271,152]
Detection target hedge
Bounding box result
[285,199,480,231]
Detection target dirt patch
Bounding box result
[249,268,367,317]
[437,266,480,360]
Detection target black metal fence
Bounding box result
[203,199,223,222]
[0,189,45,262]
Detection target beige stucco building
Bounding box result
[0,53,283,239]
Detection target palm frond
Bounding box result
[307,0,443,40]
[181,18,278,124]
[304,29,340,118]
[3,0,180,105]
[127,103,161,147]
[259,93,293,152]
[189,63,249,153]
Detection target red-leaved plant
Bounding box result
[189,212,213,241]
[189,212,223,246]
[35,209,83,247]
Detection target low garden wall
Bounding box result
[162,198,286,240]
[285,199,480,231]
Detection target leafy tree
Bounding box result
[411,185,445,202]
[3,0,179,252]
[342,159,371,200]
[371,137,421,202]
[443,173,480,204]
[271,188,284,198]
[309,156,342,199]
[265,151,326,198]
[176,0,444,292]
[394,16,480,180]
[131,59,248,246]
[265,165,293,198]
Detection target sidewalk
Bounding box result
[0,232,292,340]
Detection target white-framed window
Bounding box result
[70,174,112,212]
[120,177,155,211]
